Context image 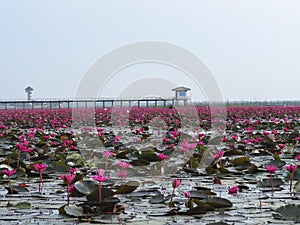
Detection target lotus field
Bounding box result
[1,106,300,224]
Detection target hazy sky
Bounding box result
[1,0,300,101]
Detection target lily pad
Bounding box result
[186,204,215,215]
[273,204,300,222]
[231,157,250,166]
[75,180,98,195]
[59,204,84,217]
[115,181,139,195]
[149,192,164,204]
[86,187,114,202]
[257,178,284,187]
[204,197,233,208]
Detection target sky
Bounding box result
[1,0,300,101]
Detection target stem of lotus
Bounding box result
[290,173,294,193]
[17,150,20,169]
[99,182,102,202]
[67,184,70,205]
[105,159,108,175]
[8,177,12,194]
[270,174,274,195]
[169,188,175,208]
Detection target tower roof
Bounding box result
[171,86,191,91]
[25,86,34,92]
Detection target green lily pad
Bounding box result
[59,204,84,217]
[86,187,114,202]
[274,204,300,222]
[115,181,139,195]
[231,157,250,166]
[75,180,98,195]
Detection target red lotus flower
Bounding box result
[213,150,224,160]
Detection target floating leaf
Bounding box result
[189,190,208,199]
[265,160,286,168]
[86,188,114,202]
[75,180,98,195]
[149,192,164,204]
[59,204,84,217]
[258,178,284,187]
[130,159,150,166]
[231,157,250,166]
[115,181,139,195]
[13,202,31,209]
[186,205,215,215]
[273,204,300,222]
[204,197,233,208]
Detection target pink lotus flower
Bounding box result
[92,174,110,202]
[286,165,297,173]
[221,137,228,142]
[213,150,224,160]
[228,186,238,195]
[197,141,205,146]
[67,184,75,193]
[286,165,298,193]
[157,153,169,160]
[117,170,127,179]
[103,151,115,158]
[114,136,121,142]
[2,169,16,194]
[95,169,105,176]
[34,163,47,172]
[265,165,277,173]
[0,124,8,129]
[34,163,47,192]
[61,174,76,184]
[296,154,300,161]
[184,191,191,198]
[2,169,16,177]
[61,174,76,205]
[170,178,181,208]
[69,168,78,174]
[277,144,286,149]
[172,178,181,188]
[118,161,131,170]
[266,165,277,194]
[92,174,110,183]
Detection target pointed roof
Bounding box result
[171,86,191,91]
[25,86,34,92]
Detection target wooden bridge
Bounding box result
[0,98,300,110]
